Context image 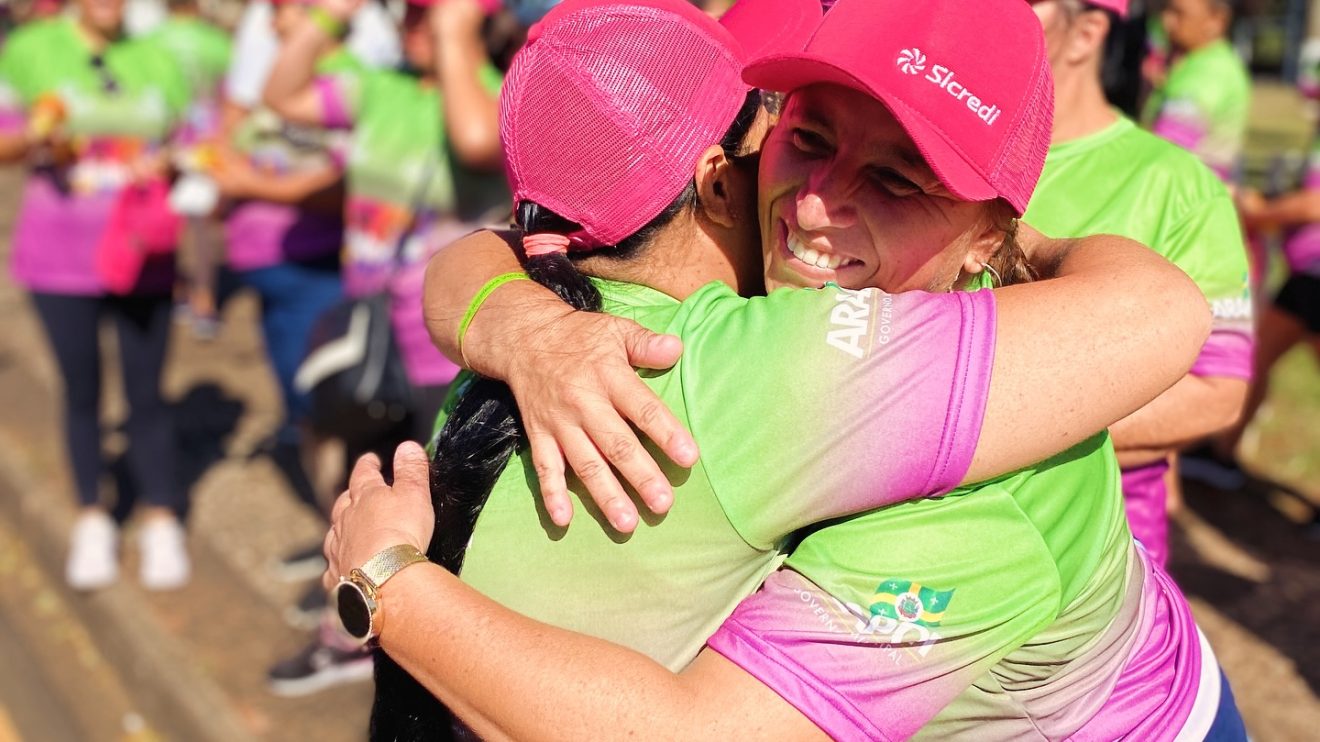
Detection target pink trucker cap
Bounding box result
[500,0,820,247]
[746,0,1053,215]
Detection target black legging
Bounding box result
[31,292,179,511]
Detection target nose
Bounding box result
[795,168,857,232]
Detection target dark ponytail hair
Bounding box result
[368,90,762,741]
[981,200,1038,288]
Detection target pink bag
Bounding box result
[96,178,182,294]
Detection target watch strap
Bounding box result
[357,544,428,591]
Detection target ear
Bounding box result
[692,143,739,229]
[1065,9,1111,65]
[961,209,1007,275]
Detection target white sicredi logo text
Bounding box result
[896,48,1003,127]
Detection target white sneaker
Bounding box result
[138,517,191,591]
[66,511,119,591]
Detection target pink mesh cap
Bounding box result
[746,0,1054,215]
[501,0,820,247]
[1086,0,1130,17]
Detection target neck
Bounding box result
[1180,36,1222,55]
[76,15,119,51]
[576,217,744,301]
[1050,65,1118,144]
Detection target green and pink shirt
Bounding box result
[458,278,995,669]
[1024,116,1253,568]
[1,17,189,295]
[1142,40,1251,185]
[224,50,363,272]
[315,66,508,386]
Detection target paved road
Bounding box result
[0,606,84,742]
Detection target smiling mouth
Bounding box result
[786,231,861,271]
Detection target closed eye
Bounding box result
[790,128,832,157]
[869,167,922,197]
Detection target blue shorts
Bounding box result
[1203,670,1248,741]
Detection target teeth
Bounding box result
[787,233,849,271]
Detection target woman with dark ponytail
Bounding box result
[370,88,760,740]
[333,0,1245,739]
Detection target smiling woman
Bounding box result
[759,84,1031,292]
[328,0,1245,739]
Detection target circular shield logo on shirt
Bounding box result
[895,592,924,622]
[897,48,927,75]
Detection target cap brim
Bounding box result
[719,0,821,62]
[745,54,1001,207]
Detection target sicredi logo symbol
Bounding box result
[896,48,926,75]
[896,48,1003,126]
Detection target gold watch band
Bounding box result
[356,544,428,592]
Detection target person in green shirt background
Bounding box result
[1141,0,1251,186]
[0,0,193,592]
[260,0,517,695]
[1027,0,1252,568]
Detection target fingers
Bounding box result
[614,377,698,470]
[586,414,674,518]
[560,428,639,534]
[527,429,573,527]
[322,526,339,592]
[623,327,684,371]
[392,441,431,498]
[349,452,383,492]
[331,488,352,521]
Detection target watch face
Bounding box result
[335,581,373,640]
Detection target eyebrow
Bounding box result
[796,99,935,177]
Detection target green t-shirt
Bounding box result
[1141,40,1251,183]
[0,17,190,294]
[323,66,510,294]
[455,277,998,669]
[319,65,509,385]
[144,16,231,99]
[0,17,190,150]
[1025,115,1252,381]
[701,428,1216,741]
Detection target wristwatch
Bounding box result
[333,544,429,645]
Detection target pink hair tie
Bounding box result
[523,232,572,257]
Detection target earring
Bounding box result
[980,262,1002,288]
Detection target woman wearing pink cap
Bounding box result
[329,0,1244,738]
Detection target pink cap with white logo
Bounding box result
[501,0,820,248]
[746,0,1054,215]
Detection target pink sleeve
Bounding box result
[1189,326,1253,380]
[690,287,997,548]
[1150,102,1208,154]
[314,75,355,130]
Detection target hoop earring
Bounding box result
[980,262,1002,288]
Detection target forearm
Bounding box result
[437,29,501,170]
[263,19,336,121]
[970,231,1211,482]
[238,166,342,205]
[423,229,570,370]
[378,564,771,741]
[1255,190,1320,231]
[1108,374,1248,455]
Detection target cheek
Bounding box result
[862,206,969,290]
[757,137,803,210]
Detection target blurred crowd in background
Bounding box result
[0,0,1314,702]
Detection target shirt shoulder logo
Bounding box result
[897,48,927,75]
